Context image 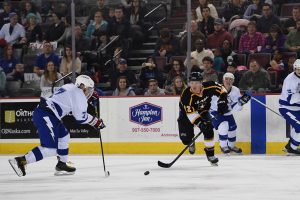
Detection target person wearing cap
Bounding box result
[44,12,65,42]
[0,12,27,46]
[177,71,228,166]
[21,1,42,25]
[109,58,137,89]
[279,59,300,155]
[206,18,233,50]
[210,72,251,154]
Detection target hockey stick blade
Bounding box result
[157,131,202,168]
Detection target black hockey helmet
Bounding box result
[189,72,203,82]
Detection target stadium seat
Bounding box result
[268,71,278,90]
[236,54,247,66]
[279,52,298,64]
[247,53,272,69]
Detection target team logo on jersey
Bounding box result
[130,102,162,126]
[5,110,16,123]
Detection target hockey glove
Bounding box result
[196,111,212,132]
[217,100,228,115]
[238,90,252,106]
[89,117,106,130]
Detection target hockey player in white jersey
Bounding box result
[279,59,300,155]
[8,75,106,176]
[210,73,251,154]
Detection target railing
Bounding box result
[144,2,168,31]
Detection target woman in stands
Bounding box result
[0,45,19,79]
[164,59,186,87]
[25,13,43,44]
[40,61,63,88]
[59,45,82,77]
[85,11,108,39]
[164,75,187,95]
[262,24,286,53]
[112,76,136,96]
[21,1,42,25]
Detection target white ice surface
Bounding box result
[1,155,300,200]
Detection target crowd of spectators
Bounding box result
[0,0,300,98]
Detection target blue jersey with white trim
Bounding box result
[210,85,242,115]
[279,72,300,111]
[45,83,93,124]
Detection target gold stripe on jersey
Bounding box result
[191,115,201,125]
[187,113,201,124]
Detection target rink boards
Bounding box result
[0,95,288,154]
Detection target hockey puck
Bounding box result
[144,171,150,176]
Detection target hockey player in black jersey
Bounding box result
[178,72,228,165]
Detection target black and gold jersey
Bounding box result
[179,81,228,125]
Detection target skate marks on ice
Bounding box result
[1,155,300,200]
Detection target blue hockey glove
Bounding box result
[238,90,252,106]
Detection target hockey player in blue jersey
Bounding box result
[279,59,300,155]
[8,75,106,176]
[210,73,251,154]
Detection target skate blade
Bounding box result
[8,159,24,177]
[54,171,75,176]
[210,162,218,166]
[283,149,300,156]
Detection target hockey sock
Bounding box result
[57,134,70,163]
[218,122,229,148]
[290,128,300,150]
[25,146,57,164]
[228,130,237,148]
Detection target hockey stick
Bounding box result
[99,129,110,177]
[250,95,282,118]
[157,131,202,168]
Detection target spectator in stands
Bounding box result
[20,1,42,25]
[40,61,63,88]
[262,24,286,53]
[0,12,27,47]
[198,6,215,38]
[191,38,214,69]
[213,48,225,72]
[44,12,65,42]
[223,0,248,22]
[180,20,205,53]
[139,56,164,89]
[283,54,297,75]
[201,56,219,82]
[25,13,43,44]
[285,19,300,58]
[112,76,136,96]
[164,75,187,95]
[85,11,108,39]
[0,1,14,28]
[154,28,180,61]
[87,0,109,24]
[144,79,165,96]
[206,18,233,50]
[256,3,281,36]
[126,0,147,45]
[0,66,6,97]
[226,62,242,87]
[59,45,82,76]
[33,41,60,76]
[243,0,263,20]
[220,39,235,69]
[0,45,19,77]
[67,24,91,55]
[267,52,284,89]
[109,58,137,89]
[284,7,300,34]
[238,21,265,54]
[107,5,132,58]
[57,16,71,45]
[239,59,271,92]
[165,59,186,87]
[195,0,218,22]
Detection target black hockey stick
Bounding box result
[158,131,202,168]
[99,129,110,177]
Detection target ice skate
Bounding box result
[189,142,196,154]
[54,161,76,176]
[220,146,230,155]
[8,156,27,177]
[204,147,219,166]
[283,142,300,156]
[229,146,243,154]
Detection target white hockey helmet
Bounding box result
[75,75,94,99]
[293,59,300,70]
[223,72,235,80]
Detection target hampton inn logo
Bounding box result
[129,102,162,126]
[5,110,16,123]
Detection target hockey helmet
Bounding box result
[223,72,235,80]
[75,75,94,99]
[189,72,203,82]
[293,59,300,70]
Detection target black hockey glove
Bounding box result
[89,117,106,130]
[217,100,228,115]
[238,90,252,106]
[196,111,212,132]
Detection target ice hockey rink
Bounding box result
[1,155,300,200]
